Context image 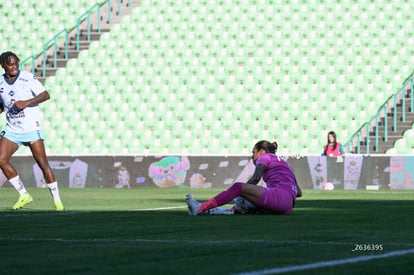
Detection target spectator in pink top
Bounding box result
[322,131,345,157]
[186,140,302,215]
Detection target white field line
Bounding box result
[0,238,348,245]
[1,237,413,248]
[0,211,78,217]
[0,206,186,216]
[237,248,414,275]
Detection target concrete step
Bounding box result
[78,29,109,41]
[34,67,58,78]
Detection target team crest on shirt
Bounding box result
[8,90,14,96]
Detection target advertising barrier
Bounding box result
[0,155,413,190]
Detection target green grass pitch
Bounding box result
[1,187,413,274]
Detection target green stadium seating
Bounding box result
[9,0,414,155]
[0,0,101,59]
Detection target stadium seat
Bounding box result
[393,138,409,154]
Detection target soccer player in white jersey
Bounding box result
[0,51,64,211]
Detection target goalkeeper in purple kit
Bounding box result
[186,140,302,215]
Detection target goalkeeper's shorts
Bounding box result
[256,187,295,214]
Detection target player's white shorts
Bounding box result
[0,129,45,146]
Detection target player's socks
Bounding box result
[9,175,28,195]
[47,181,61,202]
[199,198,218,213]
[211,182,243,207]
[199,182,243,212]
[47,182,64,211]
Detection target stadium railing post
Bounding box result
[401,84,406,122]
[365,123,370,154]
[375,114,379,152]
[410,74,414,112]
[393,94,397,132]
[383,103,388,142]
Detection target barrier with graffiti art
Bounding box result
[0,155,412,190]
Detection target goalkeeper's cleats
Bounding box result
[54,201,65,211]
[234,196,257,214]
[186,193,200,216]
[12,193,33,210]
[207,207,234,215]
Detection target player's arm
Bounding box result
[13,91,50,110]
[246,164,266,185]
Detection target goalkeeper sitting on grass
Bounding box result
[186,140,302,215]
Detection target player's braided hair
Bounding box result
[254,140,278,154]
[0,51,20,67]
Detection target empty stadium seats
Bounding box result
[0,0,100,59]
[4,0,414,155]
[386,127,414,154]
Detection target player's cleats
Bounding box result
[234,196,257,214]
[54,201,65,211]
[207,207,234,215]
[12,193,33,210]
[186,193,200,216]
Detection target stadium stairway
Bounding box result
[355,86,414,153]
[33,0,141,84]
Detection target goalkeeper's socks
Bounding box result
[199,198,218,213]
[213,182,243,206]
[9,175,29,195]
[47,181,62,202]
